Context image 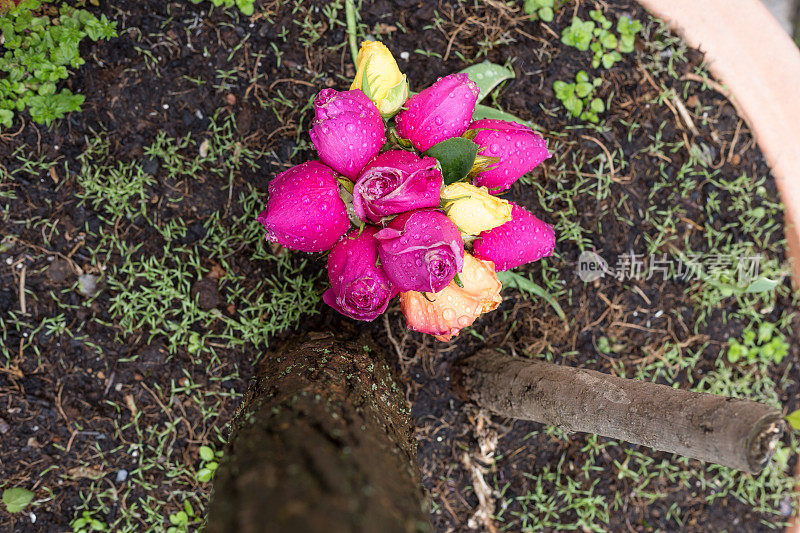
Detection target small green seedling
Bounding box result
[71,510,108,532]
[726,322,789,366]
[553,70,605,123]
[522,0,554,22]
[561,17,595,51]
[2,487,34,514]
[0,0,117,129]
[561,11,642,69]
[167,500,197,533]
[197,444,224,483]
[189,0,255,16]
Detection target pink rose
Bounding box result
[375,210,464,293]
[395,73,479,152]
[257,161,350,252]
[352,150,443,223]
[468,119,551,193]
[323,227,397,321]
[309,89,386,178]
[472,202,555,271]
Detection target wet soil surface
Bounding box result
[1,0,798,531]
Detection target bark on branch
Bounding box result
[207,335,430,533]
[455,350,784,472]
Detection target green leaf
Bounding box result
[460,62,515,104]
[601,52,621,69]
[236,0,254,15]
[197,468,214,482]
[199,445,214,462]
[727,341,745,363]
[575,82,593,98]
[497,270,566,321]
[424,137,480,185]
[563,94,583,117]
[552,80,574,100]
[3,487,35,513]
[600,32,617,49]
[617,16,642,36]
[575,70,589,83]
[561,18,594,51]
[538,7,553,22]
[589,9,605,23]
[523,0,538,15]
[619,34,635,53]
[0,109,13,128]
[590,98,605,113]
[744,277,780,294]
[786,409,800,431]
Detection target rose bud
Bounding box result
[375,210,464,293]
[472,202,555,271]
[467,119,551,193]
[351,40,409,119]
[352,150,443,223]
[322,226,397,321]
[395,73,480,152]
[257,161,350,253]
[309,88,386,179]
[400,253,502,341]
[441,182,512,236]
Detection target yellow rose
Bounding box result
[350,40,408,118]
[441,182,513,236]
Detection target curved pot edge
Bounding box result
[635,1,800,530]
[636,0,800,287]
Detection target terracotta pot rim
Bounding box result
[635,0,800,285]
[634,1,800,530]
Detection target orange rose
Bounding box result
[400,253,502,341]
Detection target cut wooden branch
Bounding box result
[206,335,430,533]
[455,350,784,473]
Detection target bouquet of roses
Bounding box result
[258,41,555,341]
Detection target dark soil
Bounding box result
[1,0,798,531]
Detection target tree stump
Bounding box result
[206,335,430,533]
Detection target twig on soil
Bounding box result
[681,72,745,118]
[670,95,699,136]
[580,135,617,176]
[18,263,26,315]
[56,382,70,424]
[443,17,476,61]
[345,0,358,66]
[462,410,499,533]
[728,119,743,162]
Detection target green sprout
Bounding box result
[167,500,197,533]
[197,444,224,483]
[0,0,117,129]
[561,11,642,69]
[561,17,595,51]
[522,0,554,22]
[71,510,108,533]
[189,0,255,16]
[726,322,789,366]
[553,70,605,123]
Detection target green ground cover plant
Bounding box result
[0,0,116,128]
[188,0,254,16]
